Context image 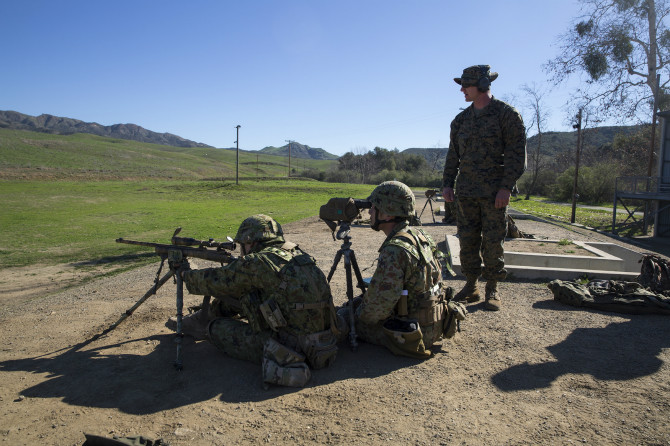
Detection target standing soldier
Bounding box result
[442,65,527,311]
[166,214,339,387]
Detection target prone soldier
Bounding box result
[166,214,339,387]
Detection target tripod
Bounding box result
[326,222,367,351]
[419,191,438,223]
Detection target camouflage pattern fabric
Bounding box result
[506,214,531,238]
[548,279,670,315]
[442,201,457,225]
[442,97,526,198]
[234,214,284,244]
[456,196,508,281]
[637,254,670,293]
[183,241,334,363]
[368,181,415,218]
[441,96,525,282]
[208,317,272,363]
[353,221,446,348]
[454,64,499,86]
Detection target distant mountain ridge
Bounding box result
[259,142,339,160]
[404,124,644,170]
[0,110,342,159]
[0,110,213,148]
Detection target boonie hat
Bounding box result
[454,65,498,86]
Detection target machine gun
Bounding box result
[87,228,237,370]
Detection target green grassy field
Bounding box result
[510,196,646,235]
[0,128,336,180]
[1,127,649,270]
[0,179,372,268]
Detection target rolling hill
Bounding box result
[0,110,213,149]
[0,111,341,160]
[404,124,645,171]
[259,142,339,160]
[0,127,337,181]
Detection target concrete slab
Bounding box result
[446,235,644,281]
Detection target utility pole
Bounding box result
[570,109,582,224]
[285,140,293,177]
[235,125,241,185]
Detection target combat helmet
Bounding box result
[368,181,416,218]
[234,214,285,244]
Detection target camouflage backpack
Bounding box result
[258,243,339,369]
[637,254,670,293]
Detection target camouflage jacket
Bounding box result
[442,96,526,198]
[357,222,443,326]
[183,242,333,335]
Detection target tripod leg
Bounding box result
[327,250,343,283]
[348,250,367,294]
[174,266,185,371]
[419,199,430,219]
[343,255,359,352]
[72,269,175,352]
[429,199,436,223]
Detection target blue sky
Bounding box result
[2,1,589,156]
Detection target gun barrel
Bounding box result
[171,236,236,251]
[116,238,235,263]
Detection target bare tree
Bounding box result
[545,0,670,122]
[430,141,446,172]
[520,83,550,199]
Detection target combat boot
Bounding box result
[484,280,501,311]
[165,309,209,340]
[453,276,480,303]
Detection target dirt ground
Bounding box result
[1,195,669,446]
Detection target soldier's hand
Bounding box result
[442,187,455,202]
[495,188,511,209]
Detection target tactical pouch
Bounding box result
[239,291,267,333]
[259,298,287,332]
[298,329,338,369]
[262,338,311,387]
[442,301,467,339]
[381,318,432,359]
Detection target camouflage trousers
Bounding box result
[455,196,507,281]
[206,296,272,364]
[207,317,272,364]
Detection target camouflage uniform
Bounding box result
[442,66,526,283]
[339,181,462,358]
[183,215,337,386]
[355,221,446,347]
